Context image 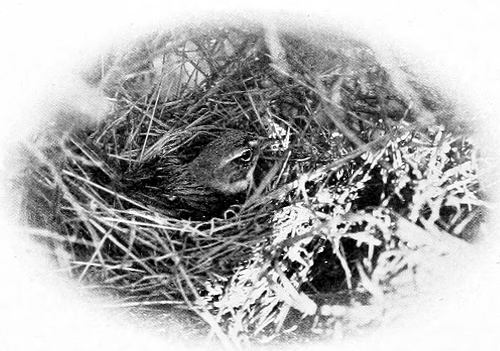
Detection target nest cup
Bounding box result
[18,21,486,345]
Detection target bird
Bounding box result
[121,130,263,220]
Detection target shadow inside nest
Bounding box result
[17,23,486,346]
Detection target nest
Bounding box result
[17,24,485,346]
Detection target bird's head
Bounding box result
[187,130,264,194]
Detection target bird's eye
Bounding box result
[236,149,253,163]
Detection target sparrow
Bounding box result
[122,130,263,220]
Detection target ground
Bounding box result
[17,23,485,347]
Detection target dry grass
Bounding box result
[16,24,485,347]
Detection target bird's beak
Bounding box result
[248,136,277,153]
[256,137,276,149]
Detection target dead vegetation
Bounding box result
[17,24,485,347]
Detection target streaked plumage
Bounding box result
[122,131,260,219]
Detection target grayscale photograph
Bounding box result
[1,2,499,351]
